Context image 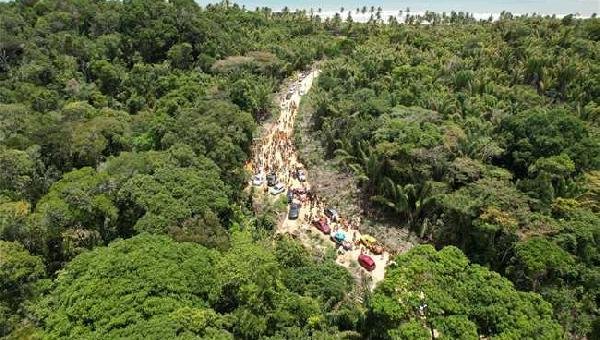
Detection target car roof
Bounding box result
[359,254,374,265]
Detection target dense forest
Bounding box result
[0,0,598,338]
[308,13,600,338]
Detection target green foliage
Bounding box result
[367,245,563,339]
[0,240,44,303]
[518,154,578,206]
[0,145,43,201]
[118,161,229,234]
[33,234,226,339]
[90,60,122,95]
[501,109,599,176]
[431,316,478,340]
[388,320,431,339]
[276,237,354,304]
[33,232,357,339]
[0,0,339,283]
[167,43,194,70]
[0,240,45,336]
[228,74,275,120]
[309,16,600,337]
[1,2,600,338]
[36,167,118,240]
[508,237,574,291]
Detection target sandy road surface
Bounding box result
[249,69,389,290]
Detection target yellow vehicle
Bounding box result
[360,235,377,245]
[360,234,384,254]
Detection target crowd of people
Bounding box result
[248,69,388,283]
[251,75,304,188]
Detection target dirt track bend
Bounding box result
[249,69,389,290]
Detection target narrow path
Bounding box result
[249,68,390,290]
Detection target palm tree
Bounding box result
[334,140,384,192]
[371,178,436,233]
[554,56,577,100]
[524,53,546,94]
[346,12,353,23]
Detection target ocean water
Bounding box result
[200,0,599,17]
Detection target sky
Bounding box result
[198,0,600,16]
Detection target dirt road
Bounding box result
[249,69,389,290]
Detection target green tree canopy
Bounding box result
[33,234,227,339]
[367,245,563,339]
[0,240,45,336]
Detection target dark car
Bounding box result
[288,203,301,220]
[287,190,294,204]
[358,254,376,271]
[324,208,338,221]
[312,217,331,234]
[266,173,277,187]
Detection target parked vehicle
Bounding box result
[358,254,376,271]
[332,231,346,243]
[331,232,353,250]
[269,182,285,195]
[297,169,306,182]
[252,174,264,186]
[341,241,353,251]
[324,208,338,221]
[287,190,294,203]
[360,234,377,246]
[312,217,331,234]
[266,173,277,186]
[288,203,301,220]
[369,243,384,255]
